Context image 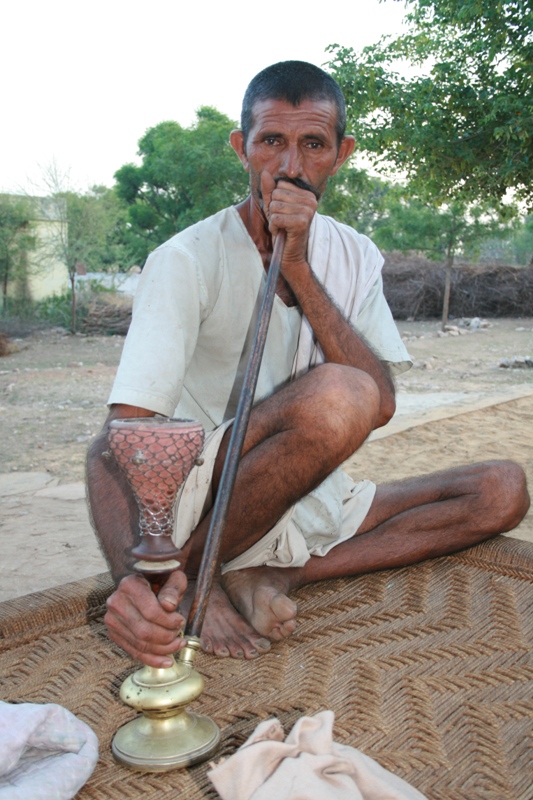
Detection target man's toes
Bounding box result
[268,627,285,642]
[280,618,297,636]
[270,593,297,623]
[212,642,230,658]
[201,635,230,658]
[227,642,245,659]
[242,636,271,659]
[267,613,297,643]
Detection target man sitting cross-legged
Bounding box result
[87,61,530,667]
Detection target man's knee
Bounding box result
[303,363,381,453]
[473,460,530,532]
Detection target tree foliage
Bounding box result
[39,161,136,331]
[0,196,36,312]
[328,0,533,207]
[59,186,135,274]
[320,166,390,235]
[372,189,506,260]
[115,107,249,261]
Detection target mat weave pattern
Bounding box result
[1,535,532,800]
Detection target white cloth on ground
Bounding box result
[0,701,99,800]
[208,710,427,800]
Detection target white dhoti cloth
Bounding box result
[172,422,376,574]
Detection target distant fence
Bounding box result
[75,272,140,297]
[75,260,533,335]
[383,260,533,320]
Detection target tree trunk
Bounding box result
[2,258,9,314]
[441,255,454,330]
[70,271,77,333]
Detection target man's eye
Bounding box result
[306,141,322,149]
[264,137,280,146]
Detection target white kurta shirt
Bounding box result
[108,206,412,568]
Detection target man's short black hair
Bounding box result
[241,61,346,146]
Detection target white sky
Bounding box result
[1,0,407,194]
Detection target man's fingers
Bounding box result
[260,170,276,219]
[105,601,183,646]
[105,621,187,668]
[158,569,187,611]
[112,573,184,629]
[104,571,190,666]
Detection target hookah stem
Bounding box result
[185,229,287,639]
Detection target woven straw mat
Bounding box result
[1,535,532,800]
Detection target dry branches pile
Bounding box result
[80,296,132,335]
[383,255,533,319]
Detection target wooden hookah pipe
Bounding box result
[186,228,287,638]
[107,229,286,771]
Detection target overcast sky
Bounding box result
[1,0,407,194]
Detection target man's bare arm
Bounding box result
[265,177,395,428]
[86,403,150,580]
[286,264,395,427]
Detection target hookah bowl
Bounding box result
[107,417,221,771]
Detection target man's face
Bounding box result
[230,98,354,207]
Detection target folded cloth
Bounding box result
[0,701,99,800]
[208,711,427,800]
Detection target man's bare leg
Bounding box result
[96,363,381,665]
[182,362,381,571]
[223,460,530,639]
[176,362,380,653]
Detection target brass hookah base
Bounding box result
[111,637,221,772]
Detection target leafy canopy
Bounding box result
[328,0,533,207]
[51,186,135,275]
[115,107,249,261]
[0,196,36,310]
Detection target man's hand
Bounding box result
[105,569,188,668]
[261,171,317,270]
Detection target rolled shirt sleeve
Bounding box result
[108,244,206,416]
[353,275,412,375]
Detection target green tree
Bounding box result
[369,188,510,325]
[320,166,391,235]
[0,196,36,313]
[115,107,249,262]
[40,161,137,332]
[509,215,533,265]
[61,186,135,274]
[328,0,533,207]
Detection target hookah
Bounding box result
[106,231,286,771]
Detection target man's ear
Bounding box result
[330,135,356,176]
[230,130,249,171]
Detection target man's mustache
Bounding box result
[258,176,321,202]
[274,176,321,201]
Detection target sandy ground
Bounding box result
[1,317,532,603]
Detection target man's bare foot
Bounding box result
[180,579,271,659]
[222,567,298,642]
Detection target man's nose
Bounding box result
[279,145,302,178]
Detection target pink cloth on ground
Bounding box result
[208,711,427,800]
